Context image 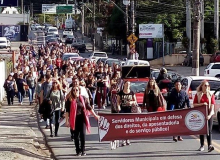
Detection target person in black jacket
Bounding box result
[156,68,168,83]
[167,79,191,142]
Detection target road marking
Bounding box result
[191,135,220,153]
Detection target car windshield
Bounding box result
[49,39,57,42]
[130,81,148,93]
[106,59,120,66]
[67,36,74,38]
[63,54,79,60]
[190,80,220,91]
[49,29,57,32]
[94,53,107,57]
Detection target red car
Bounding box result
[111,66,150,111]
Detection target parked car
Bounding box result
[63,29,73,38]
[124,60,150,66]
[89,52,108,62]
[62,52,81,61]
[204,62,220,78]
[181,76,220,126]
[46,38,58,45]
[151,70,183,82]
[183,53,204,66]
[0,37,10,49]
[213,88,220,130]
[71,39,86,52]
[31,24,43,30]
[65,35,75,44]
[97,58,121,67]
[46,27,58,36]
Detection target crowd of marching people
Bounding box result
[3,42,215,156]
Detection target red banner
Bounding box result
[98,106,208,141]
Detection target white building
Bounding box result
[2,7,19,14]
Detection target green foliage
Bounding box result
[182,37,190,49]
[209,38,219,54]
[106,6,126,39]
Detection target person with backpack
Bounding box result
[3,75,17,106]
[47,80,65,137]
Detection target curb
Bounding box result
[35,105,57,160]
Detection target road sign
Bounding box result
[127,34,138,44]
[0,0,18,7]
[129,44,135,50]
[56,6,73,14]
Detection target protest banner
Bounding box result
[98,106,208,141]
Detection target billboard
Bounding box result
[3,25,20,41]
[0,0,18,7]
[42,4,80,14]
[98,106,208,141]
[139,24,163,39]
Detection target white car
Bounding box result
[0,37,10,49]
[181,76,220,125]
[89,52,108,62]
[47,27,58,35]
[31,24,43,30]
[124,60,150,66]
[62,53,81,61]
[204,63,220,78]
[63,29,73,38]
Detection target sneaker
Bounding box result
[45,125,50,129]
[39,119,44,123]
[126,140,131,146]
[178,137,183,141]
[122,140,126,146]
[208,145,214,152]
[76,153,81,156]
[173,138,178,142]
[81,152,86,156]
[198,146,205,151]
[50,134,54,137]
[103,106,106,109]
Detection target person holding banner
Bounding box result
[143,77,165,112]
[65,86,99,156]
[117,81,138,146]
[193,80,215,152]
[167,79,190,142]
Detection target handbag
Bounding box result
[24,85,29,91]
[131,104,142,113]
[158,93,167,111]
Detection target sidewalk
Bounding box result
[0,98,53,160]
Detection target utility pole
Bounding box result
[186,0,191,54]
[192,0,202,76]
[82,3,85,40]
[21,0,24,14]
[31,3,33,18]
[126,4,129,58]
[66,0,69,19]
[75,0,77,31]
[131,0,135,34]
[214,0,219,49]
[200,0,204,50]
[93,0,95,52]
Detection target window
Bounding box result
[130,81,148,93]
[211,64,220,69]
[190,80,220,91]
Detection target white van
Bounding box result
[124,60,150,66]
[0,37,10,49]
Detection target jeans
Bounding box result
[6,90,14,105]
[96,87,107,108]
[200,117,213,147]
[28,87,35,103]
[49,110,61,136]
[18,91,24,103]
[91,92,96,105]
